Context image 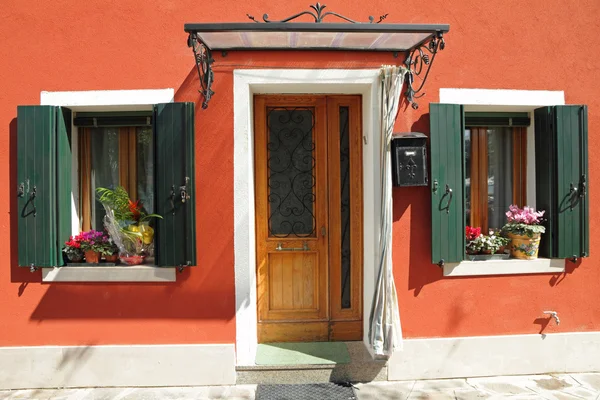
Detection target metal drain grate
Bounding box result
[256,383,356,400]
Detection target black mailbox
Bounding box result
[391,132,428,187]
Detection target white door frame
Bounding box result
[233,69,381,365]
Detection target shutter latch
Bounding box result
[180,177,191,204]
[170,177,191,215]
[20,186,37,218]
[579,174,587,198]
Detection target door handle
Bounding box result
[275,242,310,251]
[321,226,326,237]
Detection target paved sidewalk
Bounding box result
[1,373,599,399]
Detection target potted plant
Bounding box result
[96,186,162,265]
[63,235,84,263]
[502,205,546,260]
[102,239,120,263]
[465,226,482,254]
[479,230,511,254]
[79,230,108,264]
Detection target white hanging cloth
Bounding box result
[368,65,406,358]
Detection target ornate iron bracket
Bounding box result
[404,31,445,109]
[247,3,387,24]
[187,33,215,109]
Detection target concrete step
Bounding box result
[236,342,388,384]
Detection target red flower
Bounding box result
[465,226,481,241]
[128,199,142,221]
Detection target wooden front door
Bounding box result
[254,95,363,342]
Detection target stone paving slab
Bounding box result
[1,374,600,399]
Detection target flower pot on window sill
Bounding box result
[120,254,146,266]
[84,250,101,263]
[105,253,119,263]
[66,254,84,263]
[508,233,541,260]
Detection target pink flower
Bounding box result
[505,204,544,225]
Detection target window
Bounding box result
[429,104,589,265]
[79,126,155,232]
[465,124,527,233]
[16,103,197,269]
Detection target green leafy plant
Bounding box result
[466,229,510,255]
[99,238,120,256]
[96,186,162,224]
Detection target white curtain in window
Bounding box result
[369,65,405,358]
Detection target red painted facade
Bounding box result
[1,0,599,348]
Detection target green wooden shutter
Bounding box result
[17,106,72,268]
[154,102,197,267]
[430,103,466,265]
[534,105,589,259]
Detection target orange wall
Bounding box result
[0,0,599,346]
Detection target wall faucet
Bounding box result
[544,311,560,325]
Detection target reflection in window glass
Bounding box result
[88,127,155,231]
[90,128,119,230]
[464,127,514,231]
[464,129,471,228]
[136,127,155,215]
[487,128,513,229]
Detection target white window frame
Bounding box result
[39,89,176,282]
[439,88,567,277]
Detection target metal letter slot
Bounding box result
[275,242,310,251]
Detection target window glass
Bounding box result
[465,129,472,227]
[487,128,513,229]
[90,128,119,230]
[465,127,520,232]
[136,127,155,215]
[85,126,155,231]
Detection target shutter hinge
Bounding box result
[178,261,192,273]
[569,255,578,263]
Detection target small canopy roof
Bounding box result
[184,22,449,52]
[184,4,449,109]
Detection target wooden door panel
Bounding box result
[255,95,363,343]
[267,251,319,313]
[330,321,363,341]
[258,322,329,343]
[255,95,329,342]
[327,96,363,324]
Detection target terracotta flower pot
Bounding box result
[105,253,119,263]
[508,233,541,260]
[84,250,100,263]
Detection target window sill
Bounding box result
[443,258,565,277]
[41,266,176,282]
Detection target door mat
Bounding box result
[256,342,351,365]
[256,383,356,400]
